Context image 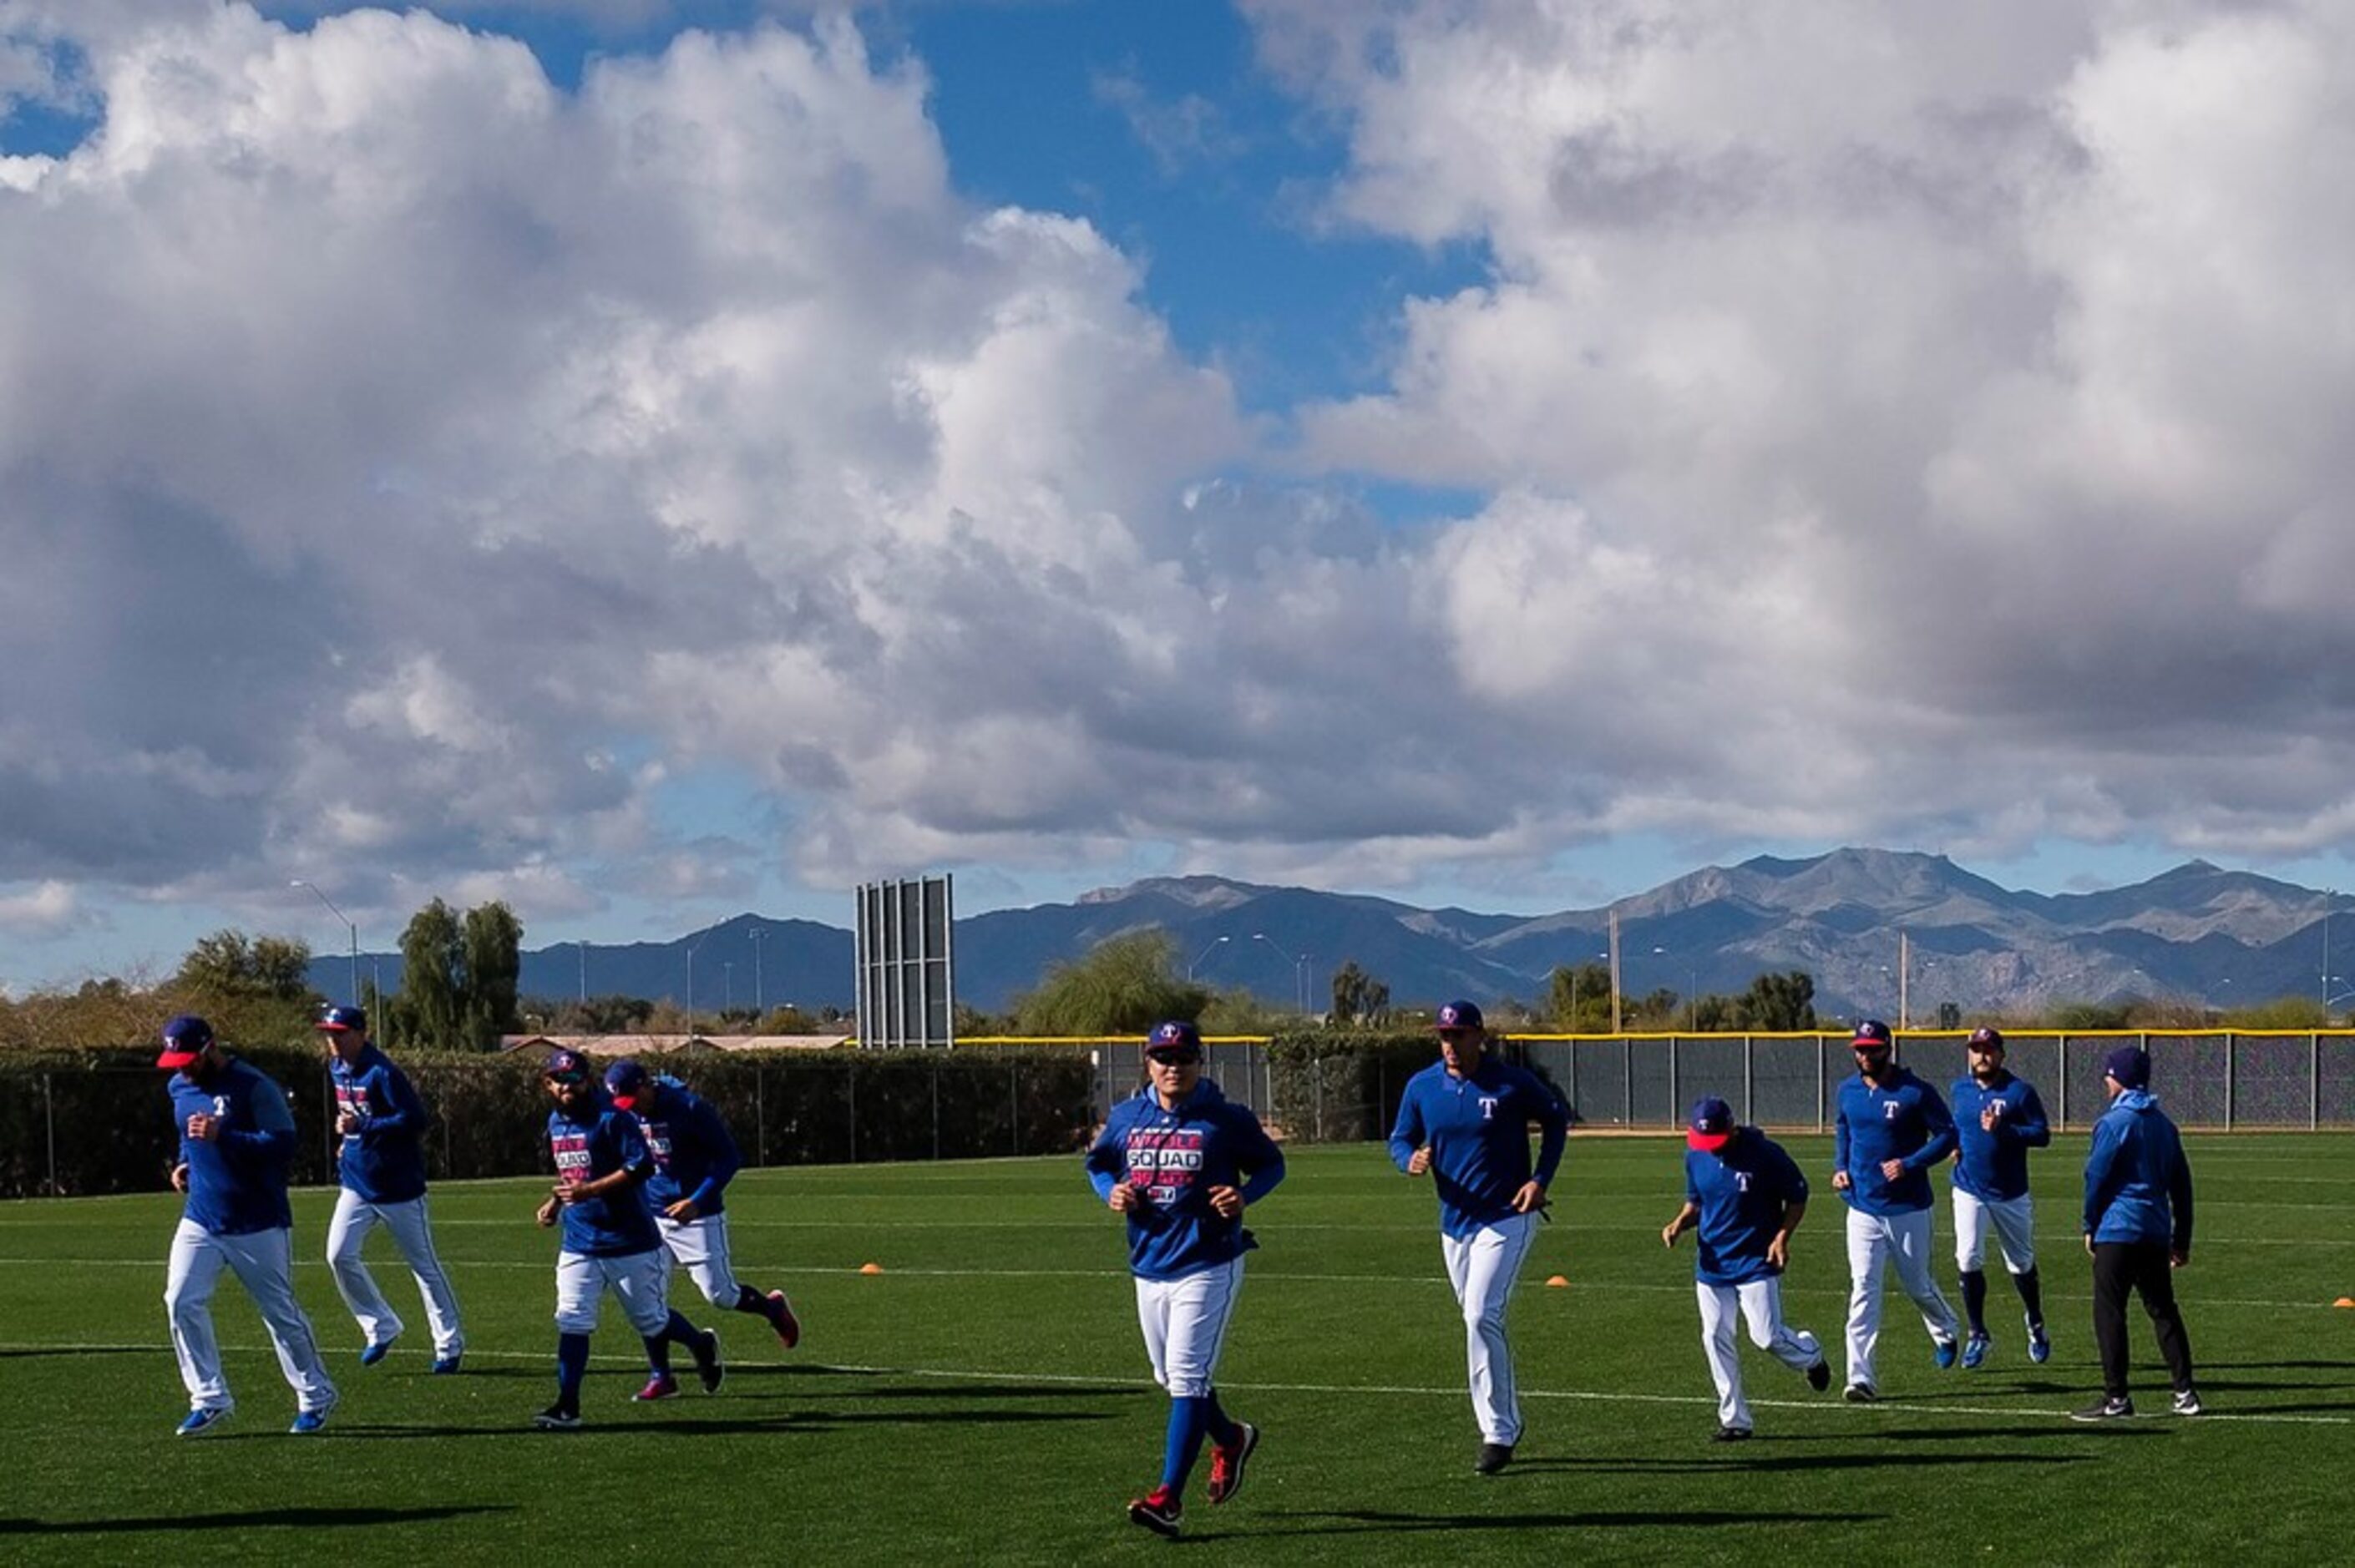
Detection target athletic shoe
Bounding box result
[767,1290,801,1351]
[2172,1388,2203,1416]
[2027,1323,2052,1364]
[360,1335,398,1368]
[1207,1421,1259,1505]
[289,1396,337,1435]
[1806,1358,1831,1393]
[430,1354,463,1375]
[1842,1383,1876,1404]
[1712,1425,1752,1443]
[1962,1333,1991,1370]
[691,1329,725,1393]
[533,1404,582,1430]
[1473,1442,1514,1475]
[631,1372,681,1402]
[1933,1338,1958,1370]
[2071,1395,2133,1422]
[175,1406,231,1438]
[1127,1487,1182,1538]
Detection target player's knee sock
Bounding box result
[732,1285,770,1317]
[642,1309,701,1373]
[1959,1268,1988,1334]
[1161,1396,1214,1494]
[1200,1389,1240,1449]
[555,1333,590,1409]
[2015,1267,2044,1329]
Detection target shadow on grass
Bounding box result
[0,1347,159,1359]
[1514,1450,2094,1476]
[337,1407,1122,1439]
[0,1505,511,1535]
[1766,1424,2167,1443]
[1271,1508,1883,1536]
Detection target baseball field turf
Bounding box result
[1,1135,2347,1564]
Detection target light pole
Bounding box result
[723,960,733,1015]
[2324,893,2336,1007]
[291,880,358,1004]
[684,933,706,1038]
[575,939,588,1004]
[1253,933,1304,1014]
[749,926,767,1016]
[1188,934,1230,981]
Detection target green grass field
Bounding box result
[2,1135,2350,1564]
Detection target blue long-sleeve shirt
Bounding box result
[1948,1070,2050,1202]
[1684,1128,1810,1287]
[1388,1056,1568,1240]
[2083,1089,2194,1250]
[169,1056,297,1235]
[1833,1067,1954,1216]
[629,1079,742,1214]
[332,1044,432,1204]
[547,1093,661,1257]
[1085,1079,1284,1282]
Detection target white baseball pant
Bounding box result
[1441,1211,1539,1445]
[1844,1206,1959,1390]
[1952,1189,2038,1274]
[554,1249,671,1336]
[1696,1276,1822,1432]
[1135,1258,1244,1399]
[165,1219,337,1415]
[657,1211,742,1307]
[327,1188,464,1358]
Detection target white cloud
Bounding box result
[0,879,82,937]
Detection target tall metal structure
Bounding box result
[854,875,956,1049]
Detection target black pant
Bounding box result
[2090,1241,2195,1399]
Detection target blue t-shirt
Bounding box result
[1948,1070,2050,1202]
[1833,1067,1955,1216]
[2084,1090,2194,1249]
[169,1056,297,1236]
[1388,1056,1568,1239]
[547,1093,661,1257]
[1085,1079,1285,1282]
[1684,1128,1811,1287]
[332,1044,432,1205]
[629,1080,742,1215]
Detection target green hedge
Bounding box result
[0,1046,1097,1199]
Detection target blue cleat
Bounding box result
[289,1396,337,1435]
[175,1406,231,1438]
[2028,1323,2052,1363]
[1934,1338,1958,1370]
[1962,1333,1991,1370]
[431,1354,463,1375]
[359,1334,399,1368]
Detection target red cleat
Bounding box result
[1207,1421,1260,1505]
[767,1290,801,1350]
[631,1372,680,1402]
[1127,1486,1182,1538]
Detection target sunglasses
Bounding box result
[1144,1051,1203,1066]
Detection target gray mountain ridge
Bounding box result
[311,847,2350,1021]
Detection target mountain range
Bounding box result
[306,847,2352,1022]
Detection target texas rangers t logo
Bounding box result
[1884,1100,1901,1120]
[1478,1095,1498,1121]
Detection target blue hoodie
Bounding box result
[169,1055,298,1236]
[2083,1088,2194,1250]
[331,1043,432,1205]
[625,1079,742,1215]
[1086,1078,1284,1282]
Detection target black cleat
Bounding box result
[691,1329,725,1393]
[1842,1383,1876,1404]
[1127,1488,1182,1537]
[2071,1395,2134,1422]
[1473,1442,1514,1475]
[1713,1425,1752,1443]
[1806,1358,1831,1393]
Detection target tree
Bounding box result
[1547,962,1613,1032]
[176,929,316,1002]
[384,898,524,1051]
[1011,930,1206,1035]
[1328,961,1391,1026]
[461,901,524,1044]
[1730,970,1816,1031]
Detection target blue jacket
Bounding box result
[1684,1128,1810,1287]
[1833,1067,1955,1216]
[332,1043,432,1204]
[169,1056,297,1236]
[628,1080,742,1215]
[2083,1089,2194,1250]
[1389,1055,1569,1240]
[1086,1079,1284,1282]
[1948,1071,2050,1202]
[547,1093,661,1257]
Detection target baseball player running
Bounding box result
[1662,1097,1831,1439]
[320,1004,465,1373]
[1085,1021,1285,1539]
[1831,1019,1962,1399]
[605,1059,801,1386]
[1388,1000,1568,1475]
[157,1014,339,1435]
[532,1050,721,1429]
[1947,1025,2053,1368]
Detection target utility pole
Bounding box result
[1609,908,1623,1034]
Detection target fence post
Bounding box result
[2056,1034,2069,1132]
[1741,1036,1754,1125]
[1668,1034,1679,1128]
[1816,1036,1826,1134]
[43,1071,57,1196]
[848,1059,858,1165]
[1567,1035,1578,1121]
[2312,1032,2322,1132]
[2223,1033,2235,1131]
[1314,1056,1324,1143]
[931,1057,942,1161]
[1623,1036,1633,1125]
[1009,1060,1019,1157]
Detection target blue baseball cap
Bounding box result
[1851,1019,1893,1049]
[1436,1000,1485,1032]
[543,1049,593,1085]
[2104,1044,2150,1090]
[316,1004,367,1033]
[1687,1096,1735,1152]
[1967,1025,2004,1050]
[1145,1021,1203,1060]
[157,1014,215,1070]
[605,1058,653,1108]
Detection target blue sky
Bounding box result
[4,0,2354,989]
